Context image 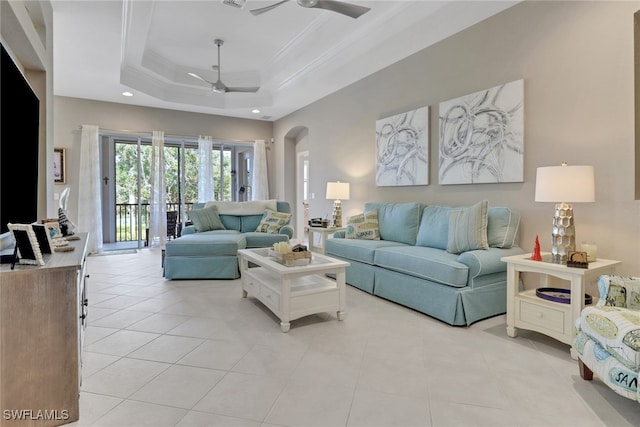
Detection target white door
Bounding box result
[296,150,309,243]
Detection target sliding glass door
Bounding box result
[100,135,251,250]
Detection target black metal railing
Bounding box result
[115,202,194,242]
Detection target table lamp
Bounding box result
[326,181,350,228]
[534,163,595,264]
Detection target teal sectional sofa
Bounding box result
[325,201,524,326]
[163,200,292,279]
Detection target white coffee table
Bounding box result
[237,248,350,332]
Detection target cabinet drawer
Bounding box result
[244,277,260,295]
[260,285,280,312]
[518,300,566,334]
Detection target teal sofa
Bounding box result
[325,201,524,326]
[163,200,292,280]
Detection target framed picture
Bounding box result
[7,223,45,266]
[439,79,524,185]
[32,224,53,254]
[43,221,63,240]
[375,106,429,186]
[567,251,589,269]
[54,147,66,184]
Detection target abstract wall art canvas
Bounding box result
[375,106,429,186]
[438,79,524,185]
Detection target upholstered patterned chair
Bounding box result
[574,275,640,402]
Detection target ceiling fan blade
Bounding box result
[310,1,370,19]
[250,0,290,16]
[188,72,213,85]
[225,86,260,93]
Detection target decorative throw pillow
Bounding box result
[415,205,455,249]
[255,209,291,234]
[346,210,380,240]
[446,200,489,254]
[487,207,521,249]
[188,205,226,232]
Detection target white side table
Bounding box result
[308,226,346,254]
[501,252,620,359]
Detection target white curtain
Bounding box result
[252,139,269,200]
[198,135,214,202]
[78,124,103,254]
[149,131,167,248]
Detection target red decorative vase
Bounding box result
[532,235,542,261]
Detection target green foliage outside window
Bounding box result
[114,141,233,205]
[113,140,235,241]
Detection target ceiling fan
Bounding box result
[250,0,370,19]
[188,39,259,94]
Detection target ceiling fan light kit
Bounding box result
[250,0,370,19]
[188,39,260,94]
[221,0,246,8]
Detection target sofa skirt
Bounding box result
[326,252,507,326]
[374,267,467,326]
[164,255,240,279]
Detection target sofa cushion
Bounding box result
[364,202,421,245]
[447,200,489,254]
[188,205,226,232]
[374,245,469,287]
[255,209,291,233]
[165,232,245,257]
[243,231,289,248]
[416,205,454,249]
[487,207,520,248]
[220,214,241,231]
[325,237,406,265]
[240,214,264,233]
[346,210,380,240]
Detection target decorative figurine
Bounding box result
[531,235,542,261]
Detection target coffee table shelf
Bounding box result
[238,248,350,332]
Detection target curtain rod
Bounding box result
[80,126,257,145]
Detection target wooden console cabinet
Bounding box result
[0,233,89,426]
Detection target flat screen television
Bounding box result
[0,43,40,235]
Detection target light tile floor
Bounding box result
[67,249,640,427]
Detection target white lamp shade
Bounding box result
[326,181,350,200]
[534,165,595,203]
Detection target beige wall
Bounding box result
[53,96,273,221]
[273,0,640,275]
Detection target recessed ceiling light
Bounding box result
[251,109,260,114]
[122,91,133,97]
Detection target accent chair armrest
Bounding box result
[279,224,294,239]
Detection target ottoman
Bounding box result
[163,233,247,279]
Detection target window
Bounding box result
[102,135,252,245]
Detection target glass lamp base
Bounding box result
[332,200,343,228]
[550,202,575,264]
